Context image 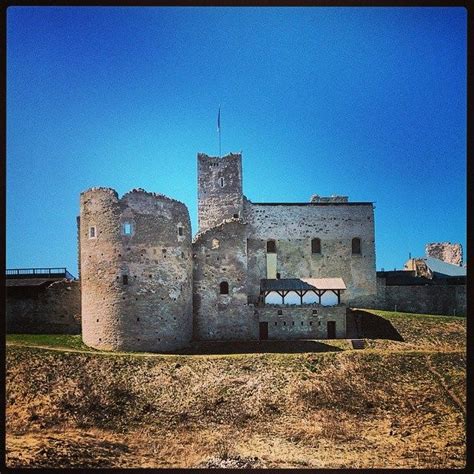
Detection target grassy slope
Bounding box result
[6,310,466,469]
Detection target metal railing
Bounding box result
[6,268,75,279]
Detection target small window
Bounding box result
[122,275,128,285]
[277,309,283,315]
[352,237,361,255]
[267,240,276,253]
[219,177,224,187]
[178,227,183,236]
[276,272,281,279]
[219,281,229,295]
[312,309,318,315]
[233,213,239,218]
[89,226,96,238]
[123,222,132,236]
[311,238,321,254]
[212,238,220,250]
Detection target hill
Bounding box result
[6,310,466,469]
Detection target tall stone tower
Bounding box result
[197,152,243,232]
[80,187,193,352]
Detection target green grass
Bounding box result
[6,309,466,356]
[361,308,466,322]
[6,334,93,351]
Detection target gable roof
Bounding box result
[261,277,346,292]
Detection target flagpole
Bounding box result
[218,105,221,158]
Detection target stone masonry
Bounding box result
[425,242,463,266]
[80,188,193,352]
[6,279,81,334]
[79,152,377,351]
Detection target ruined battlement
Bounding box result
[425,242,463,266]
[78,149,378,352]
[310,194,349,203]
[197,152,244,233]
[80,185,193,353]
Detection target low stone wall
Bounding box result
[371,277,466,316]
[255,305,347,339]
[6,280,81,334]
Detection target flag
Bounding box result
[217,106,221,132]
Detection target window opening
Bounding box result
[219,281,229,295]
[352,237,361,255]
[311,238,321,254]
[89,226,96,238]
[178,227,183,236]
[122,275,128,285]
[267,240,276,253]
[123,222,132,236]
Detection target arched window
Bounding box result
[219,281,229,295]
[352,237,361,255]
[267,240,276,253]
[311,238,321,254]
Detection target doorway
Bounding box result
[259,322,268,340]
[327,321,336,339]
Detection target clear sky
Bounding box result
[7,6,467,277]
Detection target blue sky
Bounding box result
[7,7,467,277]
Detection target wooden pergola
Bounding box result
[260,277,347,305]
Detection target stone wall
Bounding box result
[197,153,244,233]
[6,280,81,334]
[80,187,193,352]
[255,305,347,339]
[425,242,463,266]
[244,201,377,305]
[193,220,258,340]
[371,276,466,316]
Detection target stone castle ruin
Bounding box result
[78,152,377,352]
[425,242,463,266]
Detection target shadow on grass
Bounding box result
[349,310,404,341]
[168,340,344,355]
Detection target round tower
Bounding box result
[80,187,193,352]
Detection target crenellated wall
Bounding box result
[80,187,193,352]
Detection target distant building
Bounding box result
[6,268,80,334]
[374,243,466,316]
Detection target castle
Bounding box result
[79,152,377,352]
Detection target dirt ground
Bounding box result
[6,347,465,468]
